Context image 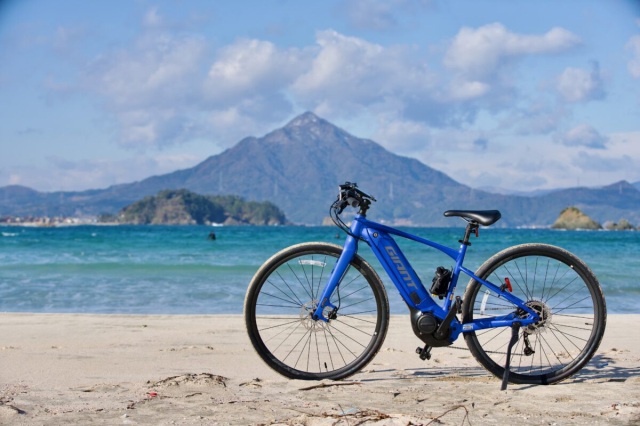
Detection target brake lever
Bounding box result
[335,199,349,214]
[352,187,376,203]
[361,190,376,202]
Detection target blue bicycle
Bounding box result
[244,182,606,387]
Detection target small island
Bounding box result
[603,219,636,231]
[551,206,638,230]
[551,207,601,230]
[99,189,287,225]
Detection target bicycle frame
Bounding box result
[313,213,541,343]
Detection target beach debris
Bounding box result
[72,383,126,394]
[0,403,26,416]
[239,378,263,388]
[299,381,362,391]
[339,405,359,415]
[0,385,28,417]
[148,373,228,388]
[0,346,19,351]
[426,404,472,426]
[288,408,394,423]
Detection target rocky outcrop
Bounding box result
[551,207,601,230]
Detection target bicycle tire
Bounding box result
[244,242,389,380]
[462,243,606,385]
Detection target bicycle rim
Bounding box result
[463,244,606,384]
[244,243,389,380]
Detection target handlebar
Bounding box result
[333,182,376,215]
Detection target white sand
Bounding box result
[0,313,638,425]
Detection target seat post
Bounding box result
[460,221,479,246]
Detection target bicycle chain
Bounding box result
[447,345,511,355]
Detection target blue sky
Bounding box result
[1,0,640,193]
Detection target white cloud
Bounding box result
[567,131,640,185]
[626,34,640,78]
[292,30,426,105]
[506,101,569,135]
[556,62,605,103]
[410,127,492,172]
[291,30,455,125]
[3,154,202,192]
[115,109,201,148]
[372,115,432,154]
[447,79,490,100]
[606,131,640,158]
[560,124,608,149]
[81,31,208,148]
[444,23,580,80]
[205,38,306,102]
[572,151,636,175]
[205,105,280,142]
[88,34,205,108]
[65,16,586,157]
[433,23,583,116]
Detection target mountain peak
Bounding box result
[284,111,324,128]
[278,111,353,144]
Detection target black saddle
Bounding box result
[443,210,501,226]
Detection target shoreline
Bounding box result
[1,313,638,424]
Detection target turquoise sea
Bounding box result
[0,225,638,314]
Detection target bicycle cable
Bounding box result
[329,182,376,242]
[329,200,352,236]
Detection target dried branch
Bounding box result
[425,404,471,426]
[298,382,362,391]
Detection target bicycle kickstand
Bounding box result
[501,322,521,391]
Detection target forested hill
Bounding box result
[108,189,287,225]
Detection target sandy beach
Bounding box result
[0,313,638,425]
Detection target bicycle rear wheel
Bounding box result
[462,243,606,385]
[244,242,389,380]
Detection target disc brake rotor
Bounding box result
[522,299,552,335]
[299,300,331,332]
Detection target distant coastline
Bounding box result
[0,216,100,227]
[2,202,637,230]
[2,216,639,230]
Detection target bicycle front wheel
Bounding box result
[244,242,389,380]
[462,243,606,385]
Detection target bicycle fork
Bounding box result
[312,234,360,322]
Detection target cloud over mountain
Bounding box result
[7,2,637,194]
[60,11,589,155]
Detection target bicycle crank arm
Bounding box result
[434,296,462,340]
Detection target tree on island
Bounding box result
[551,207,601,230]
